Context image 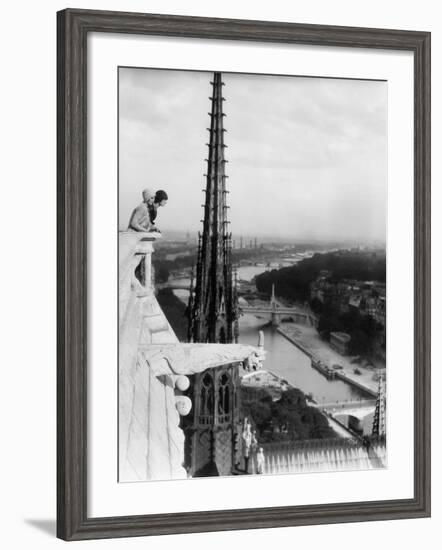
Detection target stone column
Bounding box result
[135,238,154,293]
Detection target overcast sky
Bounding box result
[119,67,387,243]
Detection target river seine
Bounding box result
[171,264,370,403]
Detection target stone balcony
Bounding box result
[118,231,265,482]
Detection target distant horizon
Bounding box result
[140,227,386,249]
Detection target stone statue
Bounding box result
[256,447,265,474]
[242,418,257,473]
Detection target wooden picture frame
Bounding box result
[57,8,431,541]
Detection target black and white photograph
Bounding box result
[0,0,435,545]
[118,67,387,482]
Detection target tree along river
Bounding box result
[171,265,370,403]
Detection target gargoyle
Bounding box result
[139,331,265,377]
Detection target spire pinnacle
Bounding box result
[187,73,238,344]
[372,374,386,438]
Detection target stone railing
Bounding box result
[118,231,265,482]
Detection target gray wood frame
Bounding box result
[57,8,431,541]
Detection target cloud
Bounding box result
[119,68,386,243]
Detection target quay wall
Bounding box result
[276,327,376,398]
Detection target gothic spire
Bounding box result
[187,72,238,344]
[372,374,386,438]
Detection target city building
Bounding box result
[330,331,351,355]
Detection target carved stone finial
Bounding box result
[175,396,192,416]
[175,375,190,392]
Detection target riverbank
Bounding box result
[241,367,355,439]
[166,271,379,403]
[277,323,379,397]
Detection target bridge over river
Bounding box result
[157,282,191,292]
[314,398,377,435]
[316,398,376,416]
[159,281,316,326]
[242,284,316,327]
[241,304,315,326]
[166,270,376,413]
